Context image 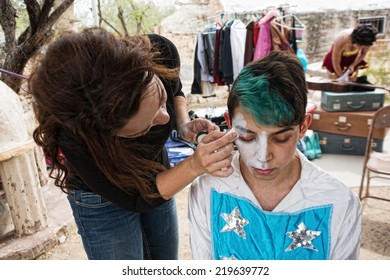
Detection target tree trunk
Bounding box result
[2,49,31,93]
[0,0,75,93]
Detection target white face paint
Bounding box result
[232,113,270,173]
[257,131,268,163]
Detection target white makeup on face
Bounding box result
[258,131,267,163]
[232,113,270,172]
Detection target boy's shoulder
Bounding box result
[299,154,359,205]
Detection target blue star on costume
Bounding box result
[211,189,332,260]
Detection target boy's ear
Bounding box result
[299,113,313,138]
[224,111,232,129]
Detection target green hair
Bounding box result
[234,67,295,126]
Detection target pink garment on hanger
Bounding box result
[253,9,280,61]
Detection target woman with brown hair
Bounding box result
[29,28,236,260]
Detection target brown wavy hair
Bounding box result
[30,27,178,200]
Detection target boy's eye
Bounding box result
[273,137,290,143]
[239,136,291,143]
[238,136,256,142]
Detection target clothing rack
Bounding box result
[207,12,235,24]
[193,5,306,95]
[206,4,301,26]
[273,14,306,31]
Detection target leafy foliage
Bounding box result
[76,0,175,36]
[10,0,29,34]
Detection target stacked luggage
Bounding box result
[308,85,387,155]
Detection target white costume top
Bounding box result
[188,151,361,260]
[230,19,247,80]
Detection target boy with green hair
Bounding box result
[189,51,361,260]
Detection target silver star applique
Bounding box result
[285,222,321,252]
[220,255,238,260]
[220,207,249,239]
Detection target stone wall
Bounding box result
[159,1,222,65]
[158,1,223,87]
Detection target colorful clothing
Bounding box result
[322,47,368,75]
[189,152,361,260]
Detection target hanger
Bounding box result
[248,10,262,22]
[207,11,237,26]
[274,14,306,31]
[206,13,225,25]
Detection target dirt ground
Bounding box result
[35,185,390,260]
[36,187,191,260]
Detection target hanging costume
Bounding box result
[230,19,247,80]
[189,151,361,260]
[192,10,301,94]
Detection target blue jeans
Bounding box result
[67,189,178,260]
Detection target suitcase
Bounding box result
[317,132,383,155]
[309,107,387,139]
[321,88,385,112]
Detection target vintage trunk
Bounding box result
[309,107,387,139]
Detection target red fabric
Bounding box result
[322,48,368,74]
[253,21,260,47]
[213,29,224,86]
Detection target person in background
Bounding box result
[322,24,377,82]
[189,51,361,260]
[29,27,237,260]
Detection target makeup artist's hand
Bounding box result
[189,130,237,177]
[177,118,219,143]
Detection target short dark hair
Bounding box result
[351,24,378,46]
[228,51,308,127]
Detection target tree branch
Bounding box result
[97,0,122,35]
[0,0,17,52]
[36,0,55,31]
[1,0,75,93]
[118,7,129,37]
[17,27,31,46]
[101,18,123,36]
[24,0,41,33]
[45,0,74,32]
[22,0,75,56]
[98,0,103,26]
[129,1,151,35]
